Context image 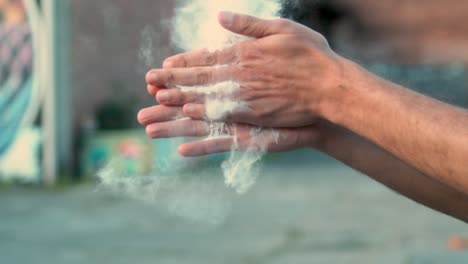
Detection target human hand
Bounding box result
[146,12,346,128]
[137,105,321,157]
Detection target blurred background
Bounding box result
[0,0,467,263]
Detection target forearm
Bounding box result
[316,122,468,222]
[321,58,468,195]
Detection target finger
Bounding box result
[156,89,205,106]
[163,47,238,68]
[183,103,251,124]
[218,12,292,38]
[183,104,207,120]
[178,137,235,157]
[258,126,320,152]
[137,105,183,125]
[147,84,164,96]
[146,119,210,139]
[178,127,267,157]
[146,66,232,87]
[183,103,250,124]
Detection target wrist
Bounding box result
[311,119,338,152]
[311,120,356,158]
[314,56,368,126]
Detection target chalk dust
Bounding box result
[97,0,281,223]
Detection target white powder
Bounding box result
[207,121,228,138]
[178,79,239,94]
[172,0,280,51]
[178,80,243,121]
[206,98,244,121]
[222,128,281,193]
[172,0,281,194]
[97,158,231,224]
[97,0,281,224]
[138,25,155,68]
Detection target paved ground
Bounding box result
[0,151,467,264]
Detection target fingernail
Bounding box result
[185,104,195,114]
[137,110,147,125]
[163,59,173,68]
[147,71,158,84]
[219,11,235,27]
[158,90,169,102]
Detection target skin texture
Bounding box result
[317,122,468,223]
[146,13,342,127]
[139,12,468,222]
[328,62,468,196]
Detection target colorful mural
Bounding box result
[0,0,38,181]
[0,0,26,24]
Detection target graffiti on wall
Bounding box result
[0,0,39,182]
[0,0,26,24]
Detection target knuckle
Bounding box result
[146,124,165,138]
[176,92,187,104]
[275,18,291,28]
[205,52,216,65]
[317,33,327,43]
[239,16,254,33]
[221,45,238,62]
[196,69,210,84]
[164,71,175,87]
[273,18,295,34]
[160,108,174,120]
[179,56,188,67]
[316,34,330,49]
[237,43,261,61]
[238,51,252,62]
[191,122,206,136]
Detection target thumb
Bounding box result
[218,11,286,38]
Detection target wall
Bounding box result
[71,0,468,132]
[295,0,468,64]
[70,0,174,131]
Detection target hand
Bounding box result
[145,12,346,128]
[137,105,321,157]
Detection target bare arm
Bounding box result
[144,12,468,217]
[321,60,468,195]
[316,122,468,222]
[137,103,468,221]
